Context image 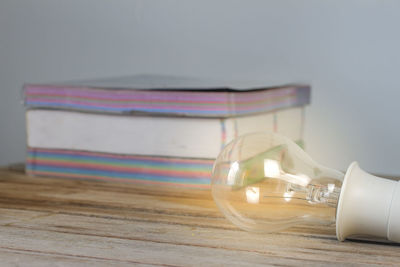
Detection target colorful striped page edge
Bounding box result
[26,148,214,189]
[23,85,310,117]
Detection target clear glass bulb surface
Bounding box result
[211,132,345,233]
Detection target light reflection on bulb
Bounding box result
[281,173,311,187]
[227,161,239,186]
[246,187,260,204]
[263,159,311,187]
[328,183,335,193]
[263,159,280,178]
[283,191,294,202]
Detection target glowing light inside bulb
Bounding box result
[283,191,294,202]
[246,187,260,204]
[264,159,281,178]
[227,161,239,186]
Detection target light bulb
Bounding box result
[211,132,400,243]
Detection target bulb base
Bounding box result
[336,162,400,242]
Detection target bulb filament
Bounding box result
[286,183,340,207]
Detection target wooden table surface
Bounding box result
[0,166,399,266]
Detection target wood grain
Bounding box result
[0,167,399,266]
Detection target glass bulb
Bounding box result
[211,132,344,233]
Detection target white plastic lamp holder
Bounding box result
[337,162,400,242]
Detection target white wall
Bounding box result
[1,0,400,175]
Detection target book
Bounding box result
[23,74,310,117]
[24,75,310,188]
[26,107,303,159]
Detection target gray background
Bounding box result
[1,0,400,175]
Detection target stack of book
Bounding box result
[24,75,310,189]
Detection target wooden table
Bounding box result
[0,166,399,266]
